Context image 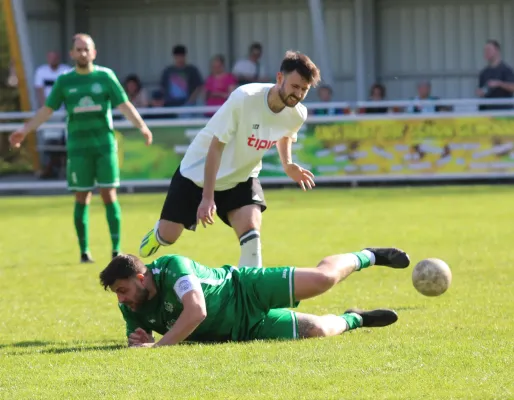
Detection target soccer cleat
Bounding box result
[112,251,121,259]
[344,308,398,327]
[139,228,160,258]
[80,252,94,264]
[365,247,410,269]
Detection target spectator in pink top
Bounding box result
[204,54,237,115]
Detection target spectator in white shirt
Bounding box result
[34,51,70,107]
[232,42,269,86]
[33,51,70,179]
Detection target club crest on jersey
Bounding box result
[164,302,174,313]
[247,134,277,150]
[91,83,103,94]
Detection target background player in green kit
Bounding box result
[10,34,153,263]
[99,247,410,346]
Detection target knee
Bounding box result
[313,269,339,292]
[157,220,183,244]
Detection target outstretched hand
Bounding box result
[284,163,315,191]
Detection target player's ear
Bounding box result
[136,273,145,283]
[276,71,283,84]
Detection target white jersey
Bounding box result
[180,83,307,191]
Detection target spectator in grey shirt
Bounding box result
[160,45,203,110]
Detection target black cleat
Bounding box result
[80,252,94,264]
[365,247,410,269]
[112,251,121,259]
[344,308,398,327]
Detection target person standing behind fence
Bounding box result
[34,51,71,179]
[9,33,153,264]
[477,40,514,111]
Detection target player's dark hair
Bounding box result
[487,39,501,50]
[99,254,147,290]
[280,50,321,87]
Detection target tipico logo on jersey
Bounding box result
[247,124,277,150]
[73,96,102,113]
[247,134,277,150]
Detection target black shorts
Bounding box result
[160,167,267,230]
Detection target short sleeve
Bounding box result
[34,66,44,88]
[207,90,241,143]
[161,255,202,300]
[44,76,64,110]
[286,106,307,143]
[107,70,129,107]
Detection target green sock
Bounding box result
[74,202,89,254]
[341,313,363,330]
[105,200,122,252]
[352,251,373,271]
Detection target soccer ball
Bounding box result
[412,258,452,296]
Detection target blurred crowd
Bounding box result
[7,39,514,179]
[30,39,514,121]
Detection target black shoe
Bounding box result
[344,308,398,327]
[112,251,121,259]
[365,247,410,269]
[80,252,94,263]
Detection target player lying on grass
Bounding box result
[99,247,410,347]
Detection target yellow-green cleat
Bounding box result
[139,228,161,258]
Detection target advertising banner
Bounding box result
[116,116,514,181]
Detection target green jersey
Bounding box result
[45,65,128,156]
[119,255,300,342]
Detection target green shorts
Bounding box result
[232,266,300,341]
[66,151,120,191]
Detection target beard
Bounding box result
[128,285,150,311]
[75,59,90,69]
[279,84,300,108]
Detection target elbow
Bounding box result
[193,306,207,323]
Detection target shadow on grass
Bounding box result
[0,340,125,355]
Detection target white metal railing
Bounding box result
[1,97,514,121]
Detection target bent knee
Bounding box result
[313,270,339,292]
[157,220,183,244]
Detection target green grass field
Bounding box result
[0,186,513,399]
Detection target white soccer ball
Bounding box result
[412,258,452,297]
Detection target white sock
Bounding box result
[238,229,262,267]
[345,254,361,271]
[154,221,172,246]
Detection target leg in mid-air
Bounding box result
[247,247,410,341]
[293,247,409,337]
[139,168,200,258]
[217,177,267,268]
[293,247,410,301]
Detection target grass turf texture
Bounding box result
[0,186,512,399]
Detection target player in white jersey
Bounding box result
[139,51,321,267]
